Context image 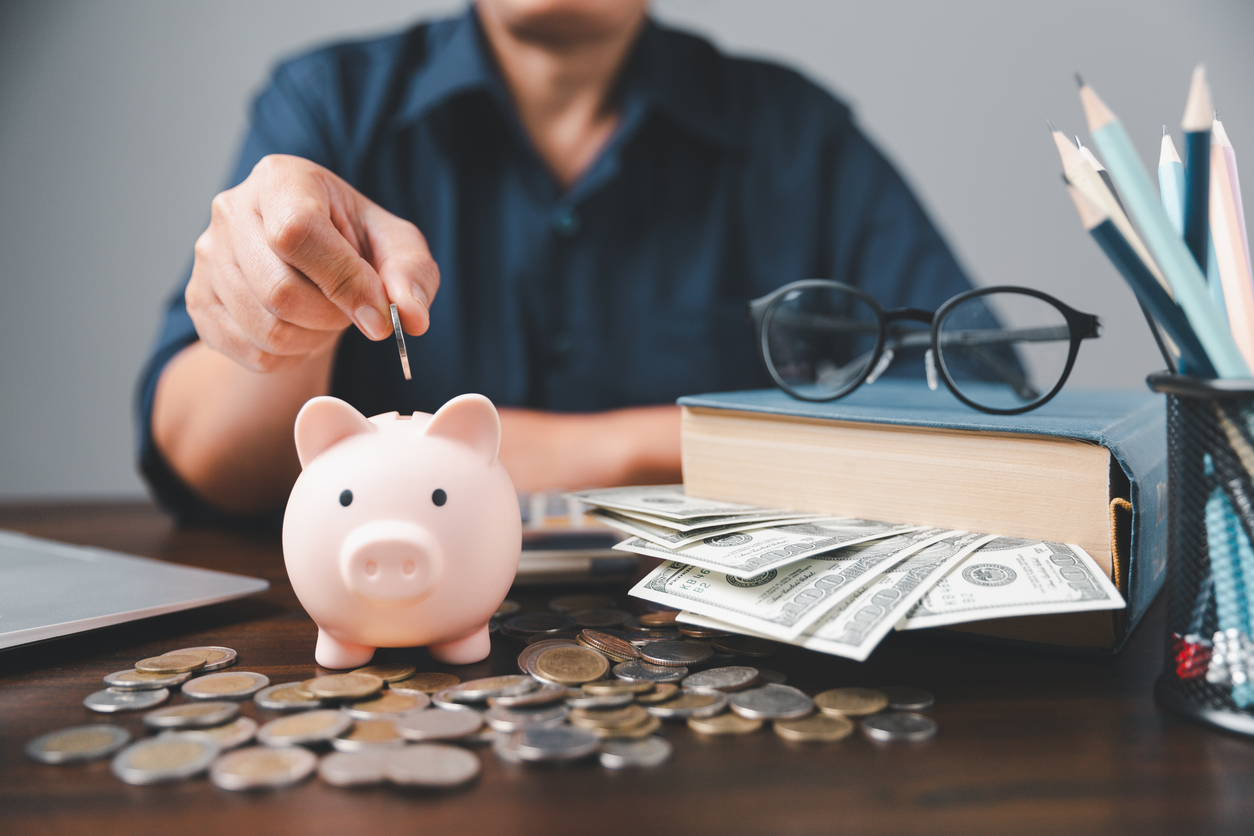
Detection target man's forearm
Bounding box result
[151,341,338,515]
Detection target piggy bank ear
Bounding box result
[422,394,501,464]
[294,396,377,469]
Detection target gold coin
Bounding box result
[266,711,345,737]
[582,680,654,696]
[388,672,460,694]
[592,714,661,739]
[774,713,855,742]
[638,611,678,627]
[352,663,417,683]
[814,688,889,717]
[338,719,402,744]
[182,672,268,698]
[304,672,384,700]
[152,703,230,719]
[346,692,424,715]
[633,683,680,704]
[129,739,206,771]
[134,653,205,674]
[678,626,729,639]
[569,703,649,730]
[533,646,610,685]
[168,646,236,669]
[688,713,763,735]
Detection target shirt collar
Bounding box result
[397,8,737,149]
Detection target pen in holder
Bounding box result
[1149,372,1254,735]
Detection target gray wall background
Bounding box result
[2,0,1252,501]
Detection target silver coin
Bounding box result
[728,684,814,720]
[165,716,258,751]
[612,660,688,683]
[144,700,239,729]
[877,686,935,711]
[181,671,270,700]
[394,708,484,741]
[447,675,537,703]
[390,302,411,380]
[256,709,353,747]
[318,750,394,786]
[167,646,238,672]
[386,743,481,787]
[645,689,728,719]
[343,690,431,719]
[861,712,938,743]
[103,669,191,691]
[331,719,407,752]
[111,736,218,785]
[638,641,713,667]
[502,613,578,637]
[212,745,317,790]
[599,735,673,769]
[489,681,570,708]
[757,669,787,684]
[564,692,634,709]
[483,704,569,733]
[510,724,600,762]
[26,724,130,764]
[459,726,506,748]
[430,687,482,712]
[682,666,761,692]
[493,732,526,764]
[84,687,170,713]
[253,682,322,711]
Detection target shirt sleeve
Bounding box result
[134,55,342,527]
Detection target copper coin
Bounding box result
[774,713,855,743]
[678,626,731,639]
[710,635,778,657]
[688,713,763,735]
[579,630,640,661]
[633,683,680,704]
[638,611,679,628]
[814,688,889,717]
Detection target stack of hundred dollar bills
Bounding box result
[567,486,1125,662]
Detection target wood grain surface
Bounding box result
[2,501,1252,836]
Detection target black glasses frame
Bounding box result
[748,280,1101,415]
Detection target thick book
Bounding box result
[677,381,1167,652]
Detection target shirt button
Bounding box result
[551,207,581,236]
[550,331,577,364]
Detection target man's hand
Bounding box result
[186,154,439,372]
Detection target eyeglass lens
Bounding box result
[763,286,1075,410]
[763,286,881,399]
[936,291,1072,411]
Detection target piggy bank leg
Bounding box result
[429,625,491,665]
[315,629,376,669]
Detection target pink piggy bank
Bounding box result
[282,394,521,669]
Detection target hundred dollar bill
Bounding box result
[629,528,957,639]
[895,538,1125,630]
[590,508,826,550]
[612,518,923,578]
[797,532,996,660]
[594,505,818,533]
[565,486,785,521]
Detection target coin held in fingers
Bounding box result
[391,303,411,380]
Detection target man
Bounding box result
[139,0,973,524]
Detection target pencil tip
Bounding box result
[1163,124,1167,137]
[1046,118,1057,132]
[1075,72,1085,89]
[1074,134,1083,148]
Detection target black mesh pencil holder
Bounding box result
[1149,372,1254,736]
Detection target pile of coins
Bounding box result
[25,595,939,790]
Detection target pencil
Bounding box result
[1210,117,1254,369]
[1159,129,1186,234]
[1078,135,1127,215]
[1182,65,1213,271]
[1079,76,1249,378]
[1066,185,1210,375]
[1049,124,1169,295]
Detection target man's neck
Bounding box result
[477,4,645,189]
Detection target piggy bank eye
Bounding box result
[339,490,353,507]
[432,489,447,507]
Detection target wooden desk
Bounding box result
[2,501,1252,836]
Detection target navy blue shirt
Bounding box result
[138,7,974,522]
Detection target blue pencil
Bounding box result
[1182,66,1213,272]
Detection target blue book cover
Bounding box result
[678,381,1167,652]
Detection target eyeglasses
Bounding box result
[748,281,1100,415]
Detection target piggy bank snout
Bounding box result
[340,521,443,603]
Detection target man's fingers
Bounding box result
[363,204,440,336]
[262,191,392,341]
